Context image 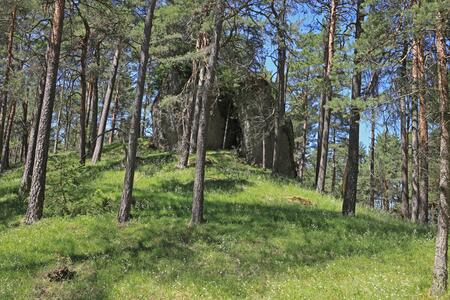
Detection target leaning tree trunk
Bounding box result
[317,0,338,193]
[400,42,410,219]
[118,0,157,223]
[431,9,449,295]
[25,0,65,224]
[20,72,46,196]
[342,0,362,215]
[177,33,209,168]
[0,6,17,161]
[190,3,224,226]
[78,17,90,164]
[91,43,121,164]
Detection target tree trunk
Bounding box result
[118,0,157,223]
[25,0,65,224]
[53,106,62,153]
[315,18,330,188]
[342,0,362,215]
[0,6,17,161]
[331,126,337,194]
[92,43,121,164]
[109,87,120,145]
[316,0,338,193]
[400,42,410,219]
[177,33,209,168]
[370,108,376,207]
[89,41,100,156]
[431,10,449,295]
[189,65,206,155]
[190,3,224,226]
[78,17,90,164]
[20,95,29,162]
[272,0,287,175]
[0,99,17,172]
[411,96,420,221]
[20,72,46,196]
[298,94,308,182]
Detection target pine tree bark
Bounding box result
[78,17,90,164]
[400,42,410,219]
[315,19,330,188]
[25,0,65,224]
[189,65,206,154]
[317,0,338,193]
[431,9,449,295]
[0,99,17,172]
[190,3,224,226]
[370,108,376,207]
[89,42,100,155]
[177,33,209,169]
[92,43,121,164]
[53,106,62,153]
[20,73,46,196]
[0,6,17,161]
[411,96,420,221]
[109,88,120,145]
[20,96,28,162]
[298,94,308,182]
[411,0,428,224]
[118,0,157,223]
[342,0,362,215]
[272,0,287,175]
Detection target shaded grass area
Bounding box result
[0,142,439,299]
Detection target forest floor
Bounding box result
[0,142,440,299]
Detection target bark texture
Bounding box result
[190,3,224,226]
[342,0,362,215]
[91,44,121,164]
[25,0,65,224]
[317,0,338,193]
[0,6,17,161]
[118,0,157,223]
[431,9,449,295]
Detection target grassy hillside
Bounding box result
[0,143,439,299]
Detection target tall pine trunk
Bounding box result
[190,3,224,226]
[370,108,376,207]
[342,0,362,215]
[272,0,287,175]
[89,42,100,155]
[298,94,308,182]
[400,42,410,219]
[0,99,17,172]
[25,0,65,224]
[118,0,157,223]
[109,88,120,145]
[20,72,46,196]
[78,17,90,164]
[0,6,17,161]
[431,9,449,295]
[317,0,338,193]
[92,44,121,164]
[177,33,208,168]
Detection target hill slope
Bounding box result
[0,143,437,299]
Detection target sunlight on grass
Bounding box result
[0,143,439,299]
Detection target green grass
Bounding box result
[0,143,441,299]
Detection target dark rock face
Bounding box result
[152,72,296,177]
